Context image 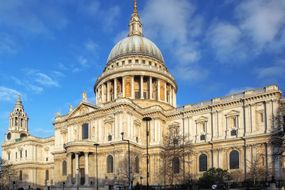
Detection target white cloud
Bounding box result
[141,0,204,81]
[174,65,208,82]
[114,30,128,43]
[207,22,247,63]
[0,0,69,36]
[256,59,285,79]
[236,0,285,49]
[32,128,53,136]
[77,56,88,67]
[142,0,195,45]
[0,86,21,102]
[35,73,59,87]
[81,1,121,32]
[228,87,255,95]
[10,76,43,94]
[84,40,98,53]
[0,33,17,55]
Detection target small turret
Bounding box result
[6,95,29,141]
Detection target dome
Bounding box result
[107,35,164,63]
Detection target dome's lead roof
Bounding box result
[107,35,164,63]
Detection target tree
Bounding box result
[246,151,267,185]
[160,125,193,185]
[0,158,17,189]
[270,100,285,157]
[198,168,230,188]
[269,100,285,181]
[116,152,141,187]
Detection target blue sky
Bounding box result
[0,0,285,146]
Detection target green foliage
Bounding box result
[198,168,231,188]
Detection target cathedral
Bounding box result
[2,1,285,190]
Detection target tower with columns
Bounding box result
[6,95,29,141]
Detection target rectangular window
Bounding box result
[19,170,23,181]
[20,150,22,158]
[82,123,89,140]
[108,135,112,141]
[25,150,27,158]
[16,152,17,159]
[8,153,10,160]
[45,170,49,180]
[260,112,264,123]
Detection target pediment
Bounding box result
[225,110,240,117]
[67,102,97,119]
[195,116,208,123]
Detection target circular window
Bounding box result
[7,133,11,140]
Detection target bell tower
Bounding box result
[6,95,29,141]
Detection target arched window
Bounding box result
[230,150,239,169]
[82,123,89,140]
[107,155,114,173]
[172,157,180,174]
[135,156,139,173]
[199,154,207,172]
[62,161,67,176]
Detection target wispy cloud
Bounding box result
[11,76,43,94]
[142,0,204,81]
[256,59,285,80]
[0,86,21,102]
[206,0,285,63]
[236,0,285,50]
[0,0,69,37]
[227,87,254,95]
[84,40,98,53]
[0,33,17,55]
[207,22,247,63]
[80,1,121,32]
[34,73,59,87]
[10,69,61,94]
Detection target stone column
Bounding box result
[157,80,160,101]
[107,81,110,102]
[122,77,125,97]
[84,152,89,186]
[170,87,173,105]
[75,153,79,186]
[173,89,176,107]
[114,78,117,99]
[149,77,153,100]
[131,76,135,99]
[164,82,167,102]
[67,153,72,185]
[140,76,144,99]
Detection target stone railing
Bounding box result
[96,64,175,83]
[64,140,96,148]
[173,85,279,112]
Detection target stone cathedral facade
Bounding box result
[2,1,285,190]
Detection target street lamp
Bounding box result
[121,132,131,190]
[94,143,100,190]
[143,117,152,190]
